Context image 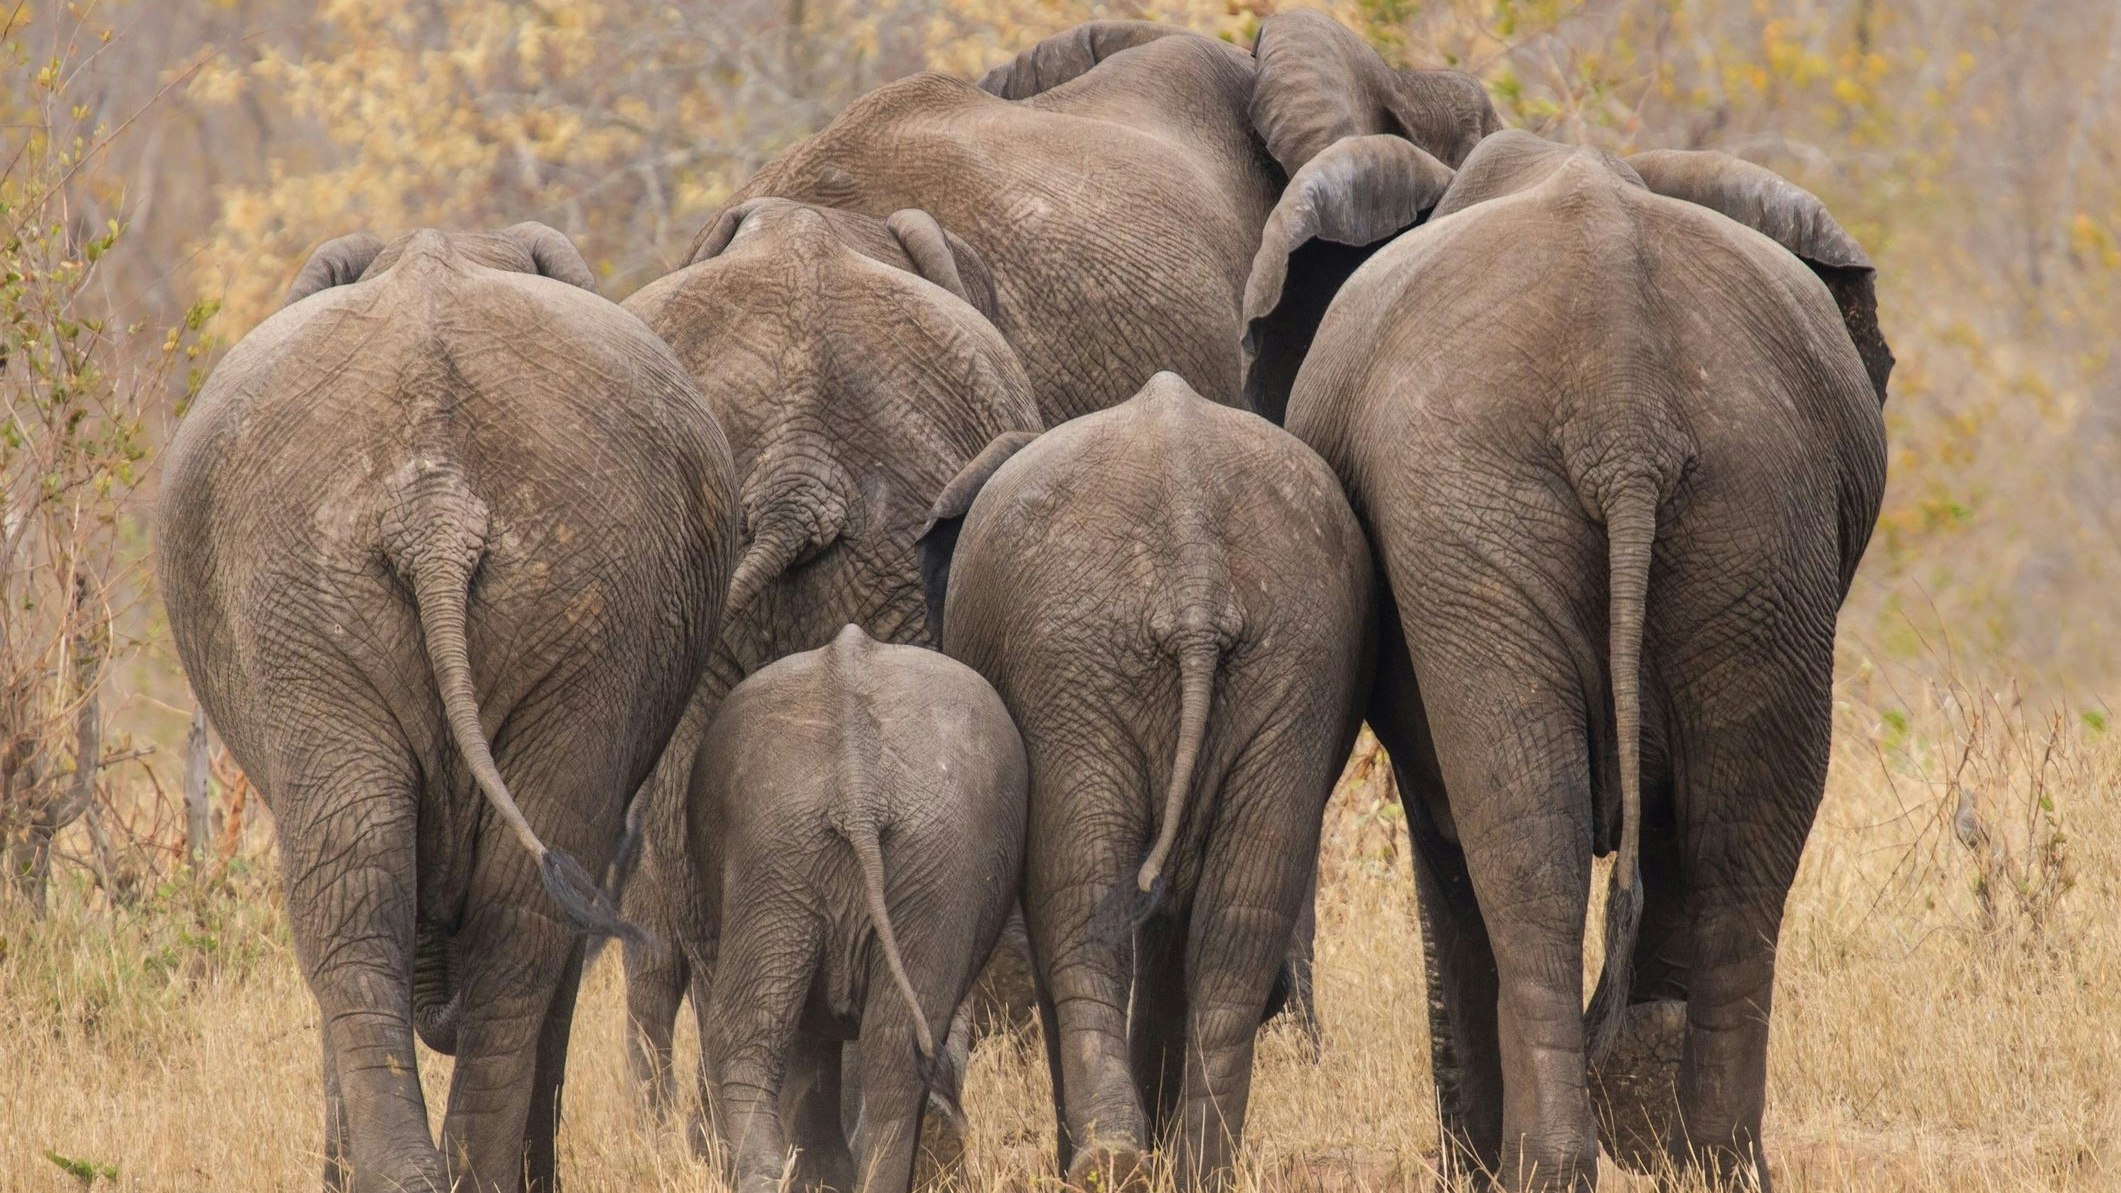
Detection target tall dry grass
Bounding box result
[4,681,2113,1191]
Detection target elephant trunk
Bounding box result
[1136,635,1220,903]
[384,460,639,943]
[1584,480,1655,1065]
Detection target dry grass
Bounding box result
[3,687,2115,1192]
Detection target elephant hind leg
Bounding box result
[278,752,445,1193]
[1590,812,1689,1174]
[1369,622,1504,1180]
[785,1031,855,1193]
[1166,709,1337,1190]
[620,849,691,1118]
[1130,916,1189,1148]
[322,1042,354,1191]
[439,879,580,1193]
[1664,647,1834,1192]
[1406,824,1505,1180]
[1408,647,1602,1190]
[704,894,822,1193]
[520,941,586,1193]
[1023,756,1152,1174]
[849,1012,930,1193]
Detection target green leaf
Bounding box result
[44,1151,118,1184]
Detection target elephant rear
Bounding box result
[1279,132,1890,1190]
[923,372,1370,1186]
[157,227,739,1193]
[686,626,1026,1193]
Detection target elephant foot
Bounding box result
[685,1106,717,1164]
[1065,1141,1150,1191]
[915,1090,968,1187]
[1589,999,1687,1175]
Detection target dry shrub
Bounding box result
[1,6,219,916]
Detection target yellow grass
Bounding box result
[3,688,2115,1192]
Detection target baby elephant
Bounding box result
[688,624,1027,1193]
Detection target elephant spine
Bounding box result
[384,460,636,942]
[829,647,938,1063]
[1583,479,1654,1065]
[1136,635,1219,900]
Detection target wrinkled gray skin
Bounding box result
[710,10,1500,427]
[613,201,1041,1129]
[920,375,1372,1189]
[714,9,1493,1051]
[688,625,1027,1193]
[1250,130,1892,1189]
[157,226,739,1193]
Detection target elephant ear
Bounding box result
[885,209,1002,325]
[688,198,777,264]
[1250,9,1501,173]
[977,21,1193,99]
[284,232,385,307]
[1241,134,1455,423]
[1628,149,1893,403]
[916,430,1039,644]
[500,222,599,293]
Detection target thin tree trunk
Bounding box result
[8,575,108,914]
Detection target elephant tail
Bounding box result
[723,467,851,628]
[1585,479,1655,1065]
[845,815,938,1061]
[1136,635,1220,905]
[387,461,641,944]
[721,524,805,629]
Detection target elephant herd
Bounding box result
[156,10,1891,1193]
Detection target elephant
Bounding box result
[709,10,1500,427]
[918,373,1373,1188]
[687,624,1027,1193]
[156,225,741,1192]
[1245,128,1892,1188]
[612,200,1041,1124]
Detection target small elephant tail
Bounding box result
[845,815,939,1061]
[1585,478,1655,1065]
[387,462,642,945]
[1135,635,1220,911]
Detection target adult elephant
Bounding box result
[918,374,1373,1188]
[707,9,1500,426]
[158,225,740,1192]
[614,199,1041,1121]
[1243,129,1892,1190]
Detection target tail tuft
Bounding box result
[914,1046,967,1140]
[541,848,650,945]
[1130,875,1170,929]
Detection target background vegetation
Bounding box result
[1,0,2114,1188]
